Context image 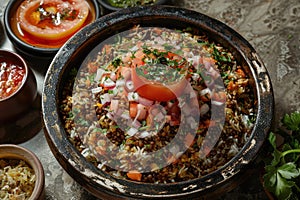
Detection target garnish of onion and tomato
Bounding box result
[131,49,189,102]
[16,0,89,41]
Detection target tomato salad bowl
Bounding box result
[42,6,274,199]
[4,0,100,57]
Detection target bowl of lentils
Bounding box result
[42,6,274,199]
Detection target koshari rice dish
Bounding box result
[60,26,257,183]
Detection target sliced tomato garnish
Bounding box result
[17,0,89,41]
[131,65,188,102]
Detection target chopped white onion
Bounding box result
[91,87,102,94]
[128,92,139,102]
[116,79,125,87]
[103,77,116,88]
[95,68,106,82]
[110,72,117,81]
[100,93,111,105]
[130,45,139,52]
[139,131,150,138]
[200,88,211,96]
[211,100,224,106]
[138,96,154,106]
[191,73,200,81]
[106,112,114,120]
[127,127,138,136]
[132,119,141,129]
[111,87,120,96]
[125,80,135,91]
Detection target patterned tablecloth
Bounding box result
[1,0,300,199]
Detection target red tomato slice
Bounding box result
[130,50,189,101]
[131,65,188,102]
[17,0,89,41]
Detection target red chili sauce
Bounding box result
[0,59,25,99]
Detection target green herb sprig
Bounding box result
[108,0,156,8]
[263,111,300,200]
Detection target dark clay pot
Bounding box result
[42,6,274,199]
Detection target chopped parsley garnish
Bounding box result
[111,58,122,68]
[136,48,188,83]
[211,44,232,63]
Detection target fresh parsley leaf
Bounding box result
[275,174,294,200]
[282,112,300,131]
[271,148,282,166]
[264,165,277,188]
[268,132,277,149]
[263,111,300,200]
[278,162,300,179]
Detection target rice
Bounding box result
[0,159,36,200]
[59,26,257,183]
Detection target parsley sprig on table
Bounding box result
[263,111,300,200]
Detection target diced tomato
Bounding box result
[236,68,246,78]
[227,81,236,91]
[136,104,148,120]
[129,102,138,118]
[127,170,142,181]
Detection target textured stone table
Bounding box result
[1,0,300,199]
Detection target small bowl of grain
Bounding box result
[0,144,45,200]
